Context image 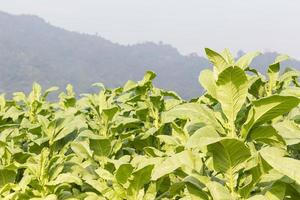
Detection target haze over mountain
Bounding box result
[0,11,299,98]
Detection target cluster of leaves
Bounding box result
[1,48,300,200]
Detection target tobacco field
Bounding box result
[1,49,300,199]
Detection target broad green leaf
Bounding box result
[186,126,221,148]
[114,116,142,129]
[260,147,300,185]
[162,103,224,133]
[140,71,156,85]
[184,176,209,200]
[95,168,114,180]
[280,87,300,97]
[205,48,229,74]
[123,80,138,92]
[249,125,285,146]
[0,170,16,188]
[143,182,157,200]
[206,181,232,200]
[47,173,82,186]
[274,120,300,145]
[151,150,195,180]
[102,106,119,121]
[249,77,265,98]
[198,69,217,99]
[278,69,300,85]
[274,54,289,63]
[208,138,251,173]
[242,95,300,138]
[236,51,261,69]
[143,147,165,157]
[29,82,42,101]
[127,165,154,199]
[221,48,235,64]
[52,120,77,143]
[267,64,280,95]
[71,141,93,159]
[90,138,111,157]
[3,107,23,121]
[13,92,26,103]
[156,135,180,146]
[258,169,285,185]
[43,86,59,99]
[115,163,134,184]
[265,181,286,200]
[267,55,289,95]
[92,82,106,90]
[185,182,208,200]
[216,66,248,134]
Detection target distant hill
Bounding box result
[0,11,299,98]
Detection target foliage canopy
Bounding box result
[1,48,300,199]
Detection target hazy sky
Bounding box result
[1,0,300,58]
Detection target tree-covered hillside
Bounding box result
[0,11,299,98]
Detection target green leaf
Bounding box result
[115,163,134,184]
[127,165,154,199]
[52,120,77,143]
[278,69,300,85]
[242,95,300,138]
[140,71,156,85]
[274,54,289,63]
[71,141,93,159]
[29,82,42,101]
[90,138,111,157]
[235,51,261,69]
[281,87,300,97]
[143,182,157,200]
[102,106,119,121]
[274,120,300,145]
[206,181,232,200]
[216,66,248,134]
[0,169,16,188]
[208,138,251,174]
[267,54,289,95]
[47,173,82,186]
[143,147,165,157]
[199,69,217,99]
[162,103,224,133]
[205,48,229,74]
[185,183,208,199]
[265,181,286,200]
[184,176,209,200]
[260,147,300,185]
[221,48,235,65]
[95,168,114,180]
[3,107,23,121]
[186,126,221,148]
[43,86,59,99]
[267,64,280,94]
[151,150,195,180]
[249,125,285,146]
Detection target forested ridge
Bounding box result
[0,11,299,98]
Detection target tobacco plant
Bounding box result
[0,48,300,200]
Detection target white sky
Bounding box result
[0,0,300,58]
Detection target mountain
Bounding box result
[0,11,299,98]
